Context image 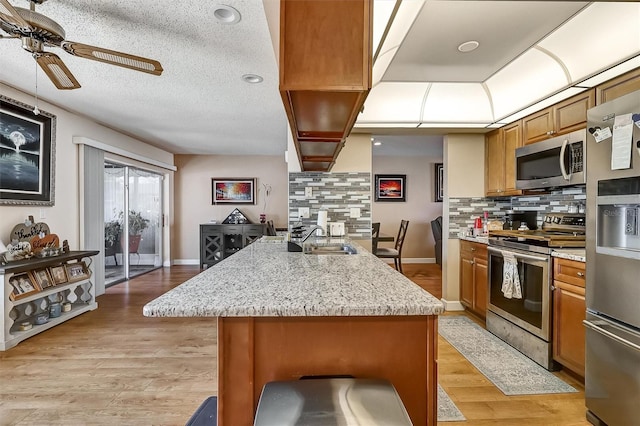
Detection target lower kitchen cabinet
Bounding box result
[460,240,488,319]
[200,224,266,268]
[552,258,586,377]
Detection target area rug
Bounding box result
[438,384,466,421]
[438,316,577,395]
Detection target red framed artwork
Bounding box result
[212,178,256,205]
[375,174,406,202]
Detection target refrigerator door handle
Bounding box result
[584,319,640,352]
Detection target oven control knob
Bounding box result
[553,216,562,224]
[544,216,552,223]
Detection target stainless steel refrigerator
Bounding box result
[585,90,640,426]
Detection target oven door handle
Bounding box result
[488,246,549,262]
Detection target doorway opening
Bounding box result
[104,162,163,287]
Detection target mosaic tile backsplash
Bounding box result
[289,172,372,238]
[448,186,586,238]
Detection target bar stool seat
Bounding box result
[254,377,412,425]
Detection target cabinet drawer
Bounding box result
[243,225,265,234]
[460,240,487,260]
[553,258,585,287]
[223,225,243,234]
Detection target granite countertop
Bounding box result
[551,249,586,262]
[143,239,444,318]
[459,235,489,245]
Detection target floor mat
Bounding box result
[438,384,465,422]
[439,316,577,395]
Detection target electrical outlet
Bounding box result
[298,207,310,219]
[349,208,361,218]
[305,187,313,198]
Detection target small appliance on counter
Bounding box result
[502,211,538,230]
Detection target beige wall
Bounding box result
[173,154,288,262]
[372,155,443,260]
[0,84,174,253]
[442,134,485,309]
[333,133,372,172]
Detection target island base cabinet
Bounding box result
[217,315,439,426]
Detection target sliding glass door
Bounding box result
[104,162,162,286]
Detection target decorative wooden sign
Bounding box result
[4,241,32,262]
[29,233,60,254]
[10,217,50,242]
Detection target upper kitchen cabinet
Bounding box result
[279,0,372,172]
[596,68,640,104]
[522,90,595,145]
[485,122,522,197]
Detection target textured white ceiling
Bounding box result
[0,0,288,155]
[2,1,639,158]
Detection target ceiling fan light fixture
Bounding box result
[457,40,479,53]
[214,5,241,24]
[242,74,263,84]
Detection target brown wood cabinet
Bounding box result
[279,0,372,171]
[460,240,488,319]
[522,90,595,145]
[596,67,640,104]
[552,258,586,377]
[485,122,522,197]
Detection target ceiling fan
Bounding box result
[0,0,163,90]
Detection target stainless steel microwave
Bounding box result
[515,129,586,190]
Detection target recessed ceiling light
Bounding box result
[457,40,479,53]
[214,5,241,24]
[373,141,382,146]
[242,74,263,84]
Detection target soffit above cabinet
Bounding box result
[279,0,372,172]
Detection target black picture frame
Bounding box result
[212,178,256,205]
[0,95,56,205]
[435,163,443,202]
[375,174,406,202]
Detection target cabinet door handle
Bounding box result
[470,247,476,251]
[577,272,585,277]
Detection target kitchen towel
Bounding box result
[501,251,522,299]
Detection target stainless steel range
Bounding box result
[487,213,585,370]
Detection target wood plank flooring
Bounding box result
[0,264,590,425]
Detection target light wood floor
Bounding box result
[0,264,590,425]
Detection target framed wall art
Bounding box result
[0,95,56,206]
[49,265,68,285]
[375,174,406,202]
[212,178,256,204]
[434,163,443,202]
[30,268,54,290]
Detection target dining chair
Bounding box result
[375,220,409,273]
[371,222,380,254]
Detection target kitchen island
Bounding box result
[143,239,444,425]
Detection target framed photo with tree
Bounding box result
[0,95,56,206]
[212,178,256,204]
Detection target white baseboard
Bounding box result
[441,299,465,311]
[381,257,435,264]
[163,260,172,267]
[173,259,200,265]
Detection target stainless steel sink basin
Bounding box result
[305,243,358,255]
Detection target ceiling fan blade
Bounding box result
[61,41,163,76]
[0,0,31,32]
[36,52,81,90]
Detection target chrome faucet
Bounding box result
[301,225,326,243]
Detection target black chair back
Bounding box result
[395,220,409,255]
[372,222,380,253]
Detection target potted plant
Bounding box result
[104,219,121,263]
[118,210,150,253]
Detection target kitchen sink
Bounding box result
[305,243,358,255]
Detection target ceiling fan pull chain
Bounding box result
[33,55,40,115]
